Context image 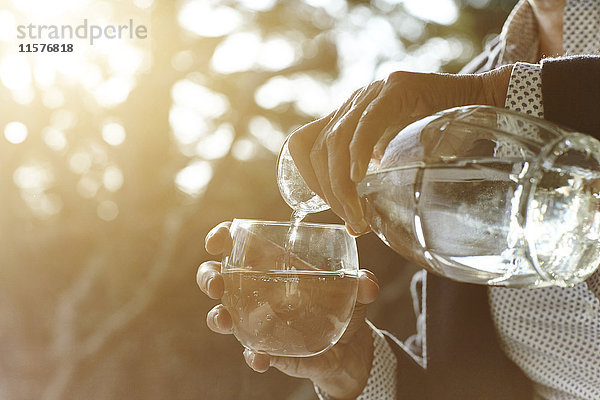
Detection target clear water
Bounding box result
[359,159,600,287]
[222,269,358,357]
[283,210,306,270]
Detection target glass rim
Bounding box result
[232,218,348,231]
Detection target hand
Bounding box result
[198,222,380,399]
[286,65,513,235]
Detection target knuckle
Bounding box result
[287,132,307,155]
[330,180,351,199]
[387,70,407,84]
[197,263,219,290]
[198,272,212,293]
[325,132,339,148]
[206,309,217,329]
[309,147,322,167]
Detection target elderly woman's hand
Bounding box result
[287,65,513,235]
[197,222,380,399]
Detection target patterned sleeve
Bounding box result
[505,61,544,118]
[314,320,398,400]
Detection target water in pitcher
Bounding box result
[222,269,358,356]
[360,159,600,287]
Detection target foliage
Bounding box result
[0,0,515,398]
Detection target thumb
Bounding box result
[357,270,379,305]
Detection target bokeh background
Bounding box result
[0,0,516,398]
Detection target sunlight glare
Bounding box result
[12,88,35,105]
[171,79,229,118]
[236,0,276,11]
[212,32,297,73]
[77,176,100,198]
[291,75,333,116]
[303,0,347,17]
[103,165,124,192]
[108,45,145,75]
[178,1,242,37]
[4,121,28,144]
[175,161,213,197]
[232,139,257,161]
[255,74,333,117]
[397,36,468,72]
[248,116,285,154]
[80,64,103,90]
[256,36,297,70]
[0,54,32,91]
[134,0,154,9]
[69,151,93,175]
[34,64,56,88]
[13,164,53,192]
[195,123,235,160]
[172,51,195,72]
[21,192,62,218]
[211,32,261,74]
[51,109,76,130]
[102,122,126,146]
[254,76,293,109]
[467,0,491,8]
[42,127,67,151]
[43,89,65,109]
[169,105,210,145]
[0,11,16,41]
[97,200,119,221]
[94,76,134,108]
[392,13,425,41]
[12,0,91,17]
[403,0,458,25]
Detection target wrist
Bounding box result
[476,64,514,107]
[313,322,374,400]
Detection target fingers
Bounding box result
[324,112,369,232]
[287,113,335,205]
[309,83,384,230]
[205,222,232,255]
[206,304,233,334]
[243,349,271,373]
[197,261,224,299]
[345,222,371,237]
[308,104,354,220]
[242,347,320,377]
[350,95,396,182]
[357,269,379,305]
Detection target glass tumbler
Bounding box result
[221,219,359,357]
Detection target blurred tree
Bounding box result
[0,0,516,398]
